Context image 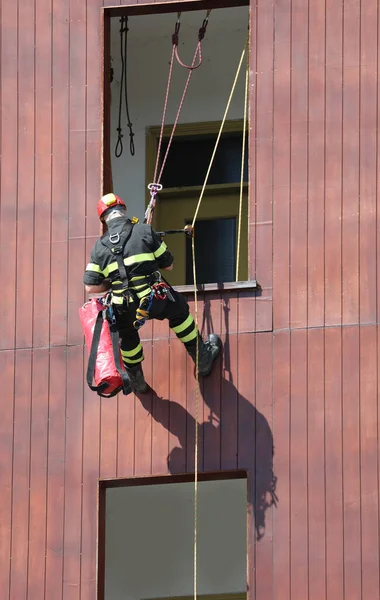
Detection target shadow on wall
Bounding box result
[137,297,277,541]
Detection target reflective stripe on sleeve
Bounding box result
[86,262,102,273]
[153,241,168,258]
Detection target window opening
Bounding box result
[99,474,248,600]
[107,5,252,288]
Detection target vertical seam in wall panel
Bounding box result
[358,324,363,597]
[306,0,310,333]
[14,0,20,352]
[323,0,327,327]
[289,329,292,598]
[65,0,71,351]
[377,2,380,585]
[31,0,37,350]
[340,325,345,600]
[340,0,344,328]
[254,0,258,285]
[26,350,34,600]
[323,326,327,598]
[79,346,85,599]
[61,349,68,600]
[377,323,380,598]
[358,0,362,326]
[48,0,53,350]
[8,352,17,600]
[9,0,20,592]
[271,3,275,593]
[376,0,379,329]
[43,349,51,600]
[288,0,292,330]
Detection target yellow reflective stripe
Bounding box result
[86,262,102,273]
[154,241,167,258]
[136,288,152,299]
[121,344,143,358]
[112,288,128,294]
[124,253,155,266]
[123,356,144,365]
[103,261,118,277]
[171,314,194,334]
[111,295,124,305]
[130,275,148,282]
[130,283,148,290]
[178,329,198,344]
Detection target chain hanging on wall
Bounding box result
[115,16,135,158]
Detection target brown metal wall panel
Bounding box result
[0,351,15,597]
[63,346,84,600]
[28,349,50,598]
[134,341,153,476]
[289,330,308,599]
[220,332,238,471]
[342,0,360,327]
[307,328,326,600]
[117,387,136,478]
[15,0,35,350]
[253,1,273,297]
[325,328,344,599]
[342,327,361,600]
[100,395,119,479]
[307,0,325,330]
[272,0,291,332]
[81,386,101,600]
[254,333,273,600]
[10,351,32,598]
[289,1,308,330]
[151,339,170,474]
[34,0,53,349]
[68,0,88,346]
[45,347,67,600]
[50,0,70,347]
[359,2,378,326]
[359,326,380,598]
[324,0,343,328]
[272,331,290,600]
[0,2,18,351]
[168,338,188,474]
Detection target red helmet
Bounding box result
[97,193,126,219]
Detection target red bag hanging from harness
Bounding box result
[79,298,132,398]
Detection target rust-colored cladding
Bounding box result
[0,0,379,598]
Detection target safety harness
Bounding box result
[100,219,174,330]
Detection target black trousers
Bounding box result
[115,289,198,367]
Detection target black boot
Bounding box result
[187,333,222,377]
[126,364,148,393]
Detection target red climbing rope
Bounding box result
[145,11,211,225]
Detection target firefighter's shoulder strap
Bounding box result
[100,217,138,284]
[86,308,132,398]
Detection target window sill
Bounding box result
[173,280,260,294]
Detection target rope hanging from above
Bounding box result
[190,34,250,600]
[115,16,135,158]
[144,11,211,225]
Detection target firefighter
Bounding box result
[83,193,221,393]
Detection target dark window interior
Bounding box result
[160,133,248,188]
[186,217,237,285]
